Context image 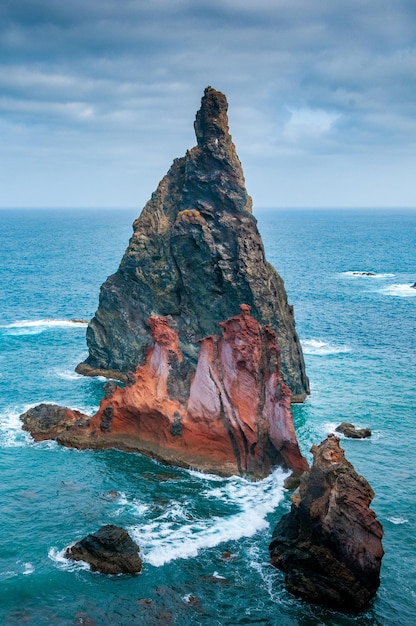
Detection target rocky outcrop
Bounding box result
[335,422,371,439]
[351,272,376,276]
[21,305,308,479]
[269,434,384,611]
[76,86,309,402]
[65,525,142,574]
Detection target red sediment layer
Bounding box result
[22,305,308,479]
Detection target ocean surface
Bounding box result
[0,207,415,625]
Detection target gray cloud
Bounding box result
[0,0,415,207]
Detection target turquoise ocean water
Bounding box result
[0,208,415,625]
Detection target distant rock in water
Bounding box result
[335,422,371,439]
[411,282,416,289]
[76,86,309,402]
[20,87,309,479]
[269,434,384,611]
[65,525,142,575]
[21,305,309,478]
[351,271,376,276]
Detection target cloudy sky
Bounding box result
[1,0,415,209]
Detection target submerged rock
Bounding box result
[21,305,308,478]
[65,525,142,575]
[351,271,376,276]
[269,434,384,611]
[335,422,371,439]
[76,86,309,402]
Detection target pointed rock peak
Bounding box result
[194,86,232,149]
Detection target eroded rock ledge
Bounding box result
[21,306,308,479]
[269,434,384,611]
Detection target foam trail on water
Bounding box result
[387,516,408,525]
[340,271,395,279]
[381,284,416,298]
[130,469,287,567]
[301,339,351,356]
[0,319,88,336]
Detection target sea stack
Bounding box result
[76,86,309,402]
[269,435,384,611]
[21,87,309,479]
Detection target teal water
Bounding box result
[0,208,415,625]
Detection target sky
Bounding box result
[1,0,415,209]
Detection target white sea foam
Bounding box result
[130,469,286,567]
[381,284,416,298]
[248,545,283,604]
[22,562,34,575]
[387,516,409,525]
[301,339,351,356]
[0,570,18,581]
[48,546,90,572]
[55,368,84,381]
[0,407,33,448]
[341,271,395,279]
[114,493,149,518]
[0,319,87,336]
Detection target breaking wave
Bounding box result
[380,284,416,298]
[129,469,287,567]
[48,546,90,572]
[0,406,33,448]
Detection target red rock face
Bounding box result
[21,306,308,479]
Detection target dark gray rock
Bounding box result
[76,87,309,402]
[335,422,371,438]
[20,403,89,441]
[65,525,142,575]
[269,435,384,612]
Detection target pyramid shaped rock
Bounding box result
[76,86,309,402]
[21,87,309,479]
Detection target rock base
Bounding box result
[21,307,308,479]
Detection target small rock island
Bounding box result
[269,435,384,611]
[21,87,309,479]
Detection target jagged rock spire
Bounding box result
[76,87,309,401]
[194,86,232,150]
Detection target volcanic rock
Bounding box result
[20,403,90,441]
[21,87,310,479]
[65,524,142,574]
[21,305,309,478]
[269,434,384,611]
[76,86,309,402]
[335,422,371,439]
